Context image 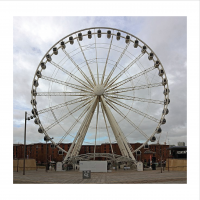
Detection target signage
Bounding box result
[177,151,187,154]
[137,161,143,171]
[56,162,63,171]
[83,170,91,179]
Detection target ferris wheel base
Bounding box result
[62,153,137,166]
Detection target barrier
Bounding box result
[13,159,36,171]
[166,158,187,171]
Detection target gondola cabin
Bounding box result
[134,40,139,48]
[116,32,121,40]
[88,30,92,39]
[60,41,66,49]
[53,47,58,55]
[107,30,111,39]
[78,32,83,41]
[46,54,52,62]
[69,36,74,45]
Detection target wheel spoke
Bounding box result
[100,101,115,158]
[37,92,93,96]
[106,96,160,123]
[50,109,76,141]
[93,97,100,159]
[72,97,98,157]
[101,96,135,160]
[50,60,92,90]
[103,42,130,87]
[64,97,97,160]
[105,93,164,105]
[38,96,92,114]
[63,97,97,161]
[104,98,149,140]
[106,66,155,91]
[44,97,93,132]
[106,82,163,94]
[106,53,144,89]
[101,34,114,84]
[77,38,97,86]
[62,48,94,87]
[57,99,95,145]
[41,75,92,92]
[94,32,99,84]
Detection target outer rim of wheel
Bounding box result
[31,27,169,158]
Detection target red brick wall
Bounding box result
[13,143,169,163]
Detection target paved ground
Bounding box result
[13,168,187,184]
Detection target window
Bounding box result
[58,150,63,155]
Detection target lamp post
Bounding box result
[44,135,53,172]
[23,111,34,175]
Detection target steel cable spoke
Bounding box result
[106,96,160,123]
[57,99,94,145]
[94,32,99,84]
[106,82,163,94]
[77,38,97,86]
[106,66,155,91]
[50,60,92,90]
[44,97,93,132]
[101,34,113,84]
[105,98,149,140]
[105,93,164,105]
[50,109,76,141]
[41,75,92,92]
[62,48,94,88]
[106,53,144,89]
[38,96,91,114]
[37,92,94,96]
[103,42,130,87]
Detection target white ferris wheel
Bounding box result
[31,27,170,165]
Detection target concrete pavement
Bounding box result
[13,168,187,184]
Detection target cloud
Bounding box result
[13,16,187,149]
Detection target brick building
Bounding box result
[13,142,169,164]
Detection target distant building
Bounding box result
[167,146,187,159]
[13,142,170,163]
[178,142,185,146]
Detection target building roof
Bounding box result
[167,146,187,151]
[144,150,156,154]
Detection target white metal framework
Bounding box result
[31,27,170,165]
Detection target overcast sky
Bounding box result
[0,0,198,199]
[13,16,187,147]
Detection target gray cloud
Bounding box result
[13,17,187,147]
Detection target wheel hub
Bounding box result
[93,84,105,96]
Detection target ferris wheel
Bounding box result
[31,27,170,164]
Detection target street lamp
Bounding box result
[23,111,34,175]
[44,135,53,172]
